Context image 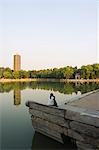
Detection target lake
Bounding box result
[0,81,99,149]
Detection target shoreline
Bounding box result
[0,78,99,83]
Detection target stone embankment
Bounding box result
[26,91,99,150]
[0,78,99,83]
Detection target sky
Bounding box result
[0,0,98,70]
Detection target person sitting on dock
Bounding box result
[47,93,58,107]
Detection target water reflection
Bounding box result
[0,81,99,94]
[14,89,21,105]
[32,131,77,149]
[0,81,99,149]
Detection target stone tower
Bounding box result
[14,54,21,71]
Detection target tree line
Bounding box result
[0,63,99,79]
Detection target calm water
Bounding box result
[0,82,99,149]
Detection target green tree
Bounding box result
[81,66,86,79]
[85,65,93,79]
[63,66,74,79]
[13,71,21,79]
[0,67,4,78]
[92,64,99,78]
[19,70,30,78]
[3,71,13,79]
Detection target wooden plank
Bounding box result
[68,129,99,147]
[35,129,63,143]
[27,101,65,117]
[29,108,69,128]
[31,116,64,133]
[70,121,99,138]
[64,105,99,127]
[76,141,98,150]
[32,122,63,143]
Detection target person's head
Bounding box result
[50,93,54,99]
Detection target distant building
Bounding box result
[14,54,21,71]
[75,73,80,79]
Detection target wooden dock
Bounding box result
[26,91,99,150]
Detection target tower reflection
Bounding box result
[14,89,21,105]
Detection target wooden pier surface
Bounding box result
[26,90,99,150]
[68,90,99,111]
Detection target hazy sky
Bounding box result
[0,0,98,70]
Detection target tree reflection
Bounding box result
[0,82,99,94]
